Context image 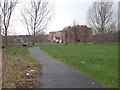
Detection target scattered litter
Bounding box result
[26,73,30,76]
[26,69,38,78]
[82,61,85,64]
[30,69,35,72]
[17,69,41,88]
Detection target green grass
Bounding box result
[4,46,40,66]
[40,43,118,88]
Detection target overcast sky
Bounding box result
[9,0,119,35]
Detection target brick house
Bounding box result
[63,26,74,43]
[48,30,63,42]
[48,25,92,43]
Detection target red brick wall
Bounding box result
[48,32,55,41]
[48,31,63,41]
[48,25,92,43]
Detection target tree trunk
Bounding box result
[75,41,77,45]
[65,31,67,45]
[101,29,104,43]
[5,28,8,45]
[75,34,77,45]
[65,42,67,45]
[32,35,35,46]
[84,35,87,44]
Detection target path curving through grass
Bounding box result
[40,43,118,88]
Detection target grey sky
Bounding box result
[9,0,119,35]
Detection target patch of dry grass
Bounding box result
[2,46,42,88]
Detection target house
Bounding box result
[48,30,63,43]
[48,25,92,43]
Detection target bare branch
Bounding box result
[87,1,117,43]
[0,0,18,45]
[21,0,54,45]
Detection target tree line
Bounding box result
[0,0,118,46]
[65,1,118,45]
[87,1,118,43]
[0,0,53,46]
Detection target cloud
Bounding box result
[9,0,119,35]
[47,0,94,33]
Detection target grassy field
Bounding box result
[2,46,41,88]
[40,43,118,88]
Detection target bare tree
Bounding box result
[87,2,114,43]
[0,0,18,45]
[71,21,79,45]
[21,0,53,45]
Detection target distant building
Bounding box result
[48,25,92,43]
[63,26,73,43]
[2,35,32,44]
[2,32,49,45]
[48,30,63,42]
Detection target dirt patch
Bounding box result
[2,51,42,88]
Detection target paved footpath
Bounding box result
[29,47,103,88]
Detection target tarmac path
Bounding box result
[28,47,103,88]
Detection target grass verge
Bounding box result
[2,46,42,88]
[40,43,118,88]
